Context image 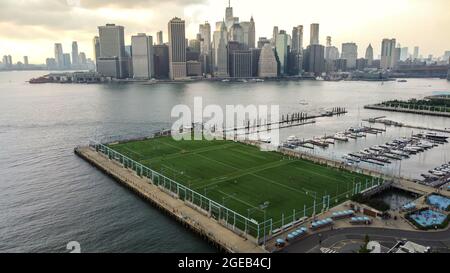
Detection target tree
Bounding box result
[358,234,371,253]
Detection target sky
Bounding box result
[0,0,449,64]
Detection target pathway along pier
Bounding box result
[74,145,265,253]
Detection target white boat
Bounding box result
[334,133,348,141]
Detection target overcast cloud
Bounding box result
[0,0,449,64]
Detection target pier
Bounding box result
[364,117,450,134]
[364,104,450,118]
[74,146,266,253]
[218,107,347,134]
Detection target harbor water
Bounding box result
[0,71,449,252]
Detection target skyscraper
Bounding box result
[54,43,64,69]
[199,22,211,55]
[63,53,71,69]
[199,22,212,74]
[229,50,252,78]
[381,38,396,70]
[272,26,278,46]
[230,23,244,44]
[365,44,374,66]
[72,41,79,66]
[325,37,339,60]
[304,44,325,76]
[168,17,187,80]
[413,46,419,60]
[157,31,163,45]
[291,25,304,53]
[240,17,255,49]
[258,44,277,77]
[93,36,100,71]
[275,31,289,75]
[97,24,128,78]
[79,52,87,65]
[257,37,270,49]
[153,44,170,78]
[400,47,409,61]
[131,33,154,79]
[23,56,29,66]
[225,0,234,29]
[212,21,228,77]
[341,42,358,69]
[310,23,319,45]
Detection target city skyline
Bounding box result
[0,0,450,64]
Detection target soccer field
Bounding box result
[108,136,373,228]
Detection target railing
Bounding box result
[89,137,385,245]
[89,140,270,244]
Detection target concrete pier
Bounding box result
[75,146,266,253]
[364,104,450,118]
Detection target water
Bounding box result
[372,188,419,210]
[0,71,449,252]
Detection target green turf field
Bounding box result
[108,136,373,227]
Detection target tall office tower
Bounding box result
[356,58,368,70]
[153,44,169,78]
[250,48,261,76]
[225,0,234,29]
[63,53,71,69]
[168,17,187,80]
[79,52,87,65]
[189,37,202,53]
[93,36,100,71]
[157,31,163,45]
[444,51,450,64]
[72,41,79,66]
[341,42,358,69]
[324,36,338,59]
[365,44,374,66]
[413,46,419,60]
[2,55,8,66]
[240,17,255,49]
[229,50,252,78]
[276,31,289,75]
[229,23,244,44]
[325,38,339,72]
[400,47,409,61]
[212,21,229,77]
[310,23,319,45]
[257,37,270,49]
[326,36,332,47]
[98,24,128,78]
[23,56,29,66]
[304,44,325,76]
[258,44,278,77]
[393,47,401,67]
[291,25,304,53]
[199,22,211,74]
[272,26,279,46]
[46,58,57,70]
[131,33,154,79]
[381,38,396,70]
[199,22,211,55]
[54,43,64,69]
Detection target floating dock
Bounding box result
[74,146,266,253]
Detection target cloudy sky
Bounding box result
[1,0,449,64]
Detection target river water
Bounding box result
[0,71,449,252]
